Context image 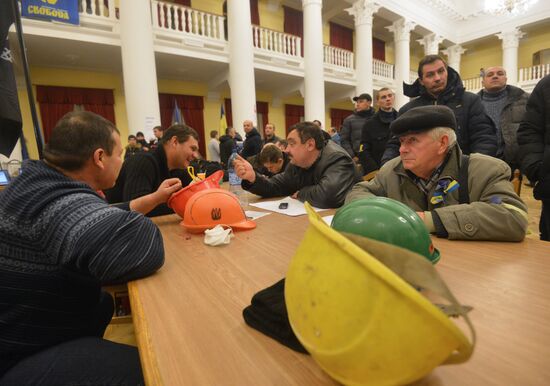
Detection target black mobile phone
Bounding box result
[278,202,288,209]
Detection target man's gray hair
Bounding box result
[429,127,457,148]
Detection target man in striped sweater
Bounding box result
[0,112,179,385]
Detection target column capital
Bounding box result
[386,18,416,42]
[496,27,525,49]
[442,44,466,58]
[345,0,380,26]
[302,0,322,7]
[417,33,444,55]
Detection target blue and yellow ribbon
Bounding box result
[431,179,459,205]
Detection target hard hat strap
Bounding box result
[341,232,476,363]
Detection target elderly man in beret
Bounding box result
[346,105,528,241]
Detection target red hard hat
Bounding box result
[182,188,256,233]
[168,170,224,217]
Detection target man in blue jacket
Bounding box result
[381,55,498,164]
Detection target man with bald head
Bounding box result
[478,66,529,172]
[241,119,262,159]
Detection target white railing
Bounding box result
[252,26,301,58]
[324,45,353,69]
[519,64,550,83]
[151,0,225,41]
[463,76,482,91]
[79,0,117,20]
[372,59,394,79]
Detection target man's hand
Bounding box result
[234,155,256,183]
[154,178,182,204]
[353,156,359,163]
[291,191,299,199]
[129,178,182,215]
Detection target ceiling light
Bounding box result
[484,0,538,15]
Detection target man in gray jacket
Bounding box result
[234,122,361,208]
[346,105,527,241]
[478,66,529,172]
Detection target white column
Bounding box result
[346,0,380,97]
[497,28,525,86]
[119,0,161,138]
[441,44,466,73]
[387,18,416,109]
[302,0,325,122]
[227,0,257,136]
[417,33,443,56]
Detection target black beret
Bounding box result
[353,93,372,102]
[390,105,456,136]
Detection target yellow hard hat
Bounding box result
[285,203,474,386]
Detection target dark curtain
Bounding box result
[224,99,233,128]
[36,85,115,143]
[330,108,353,130]
[224,99,268,130]
[250,0,259,25]
[256,101,268,127]
[329,22,353,51]
[373,37,385,61]
[285,104,304,135]
[283,6,303,56]
[158,93,206,157]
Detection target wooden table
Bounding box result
[128,208,550,386]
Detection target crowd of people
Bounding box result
[0,53,548,384]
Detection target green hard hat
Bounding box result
[331,197,440,264]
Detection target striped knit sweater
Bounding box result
[0,160,164,375]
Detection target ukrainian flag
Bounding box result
[220,104,228,133]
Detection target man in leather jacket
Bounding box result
[234,122,361,208]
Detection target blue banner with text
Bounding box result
[22,0,79,26]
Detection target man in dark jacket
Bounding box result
[241,119,262,159]
[234,122,361,208]
[518,74,550,241]
[478,66,529,172]
[340,93,375,161]
[105,124,199,216]
[219,127,237,168]
[0,112,169,384]
[358,87,397,174]
[263,123,280,145]
[381,55,498,164]
[258,143,290,176]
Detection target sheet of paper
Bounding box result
[249,197,324,217]
[245,210,271,220]
[322,215,334,226]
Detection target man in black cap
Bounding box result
[346,105,527,241]
[340,93,374,163]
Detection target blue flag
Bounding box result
[0,1,23,158]
[22,0,80,26]
[172,99,184,125]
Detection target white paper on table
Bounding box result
[245,210,271,220]
[322,215,334,226]
[249,197,324,217]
